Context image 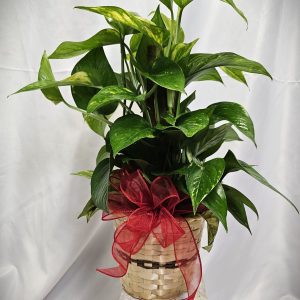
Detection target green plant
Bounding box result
[12,0,298,250]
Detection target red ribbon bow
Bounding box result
[98,169,202,300]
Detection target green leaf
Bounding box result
[180,91,196,113]
[171,39,199,62]
[224,150,299,213]
[176,109,210,137]
[109,114,155,157]
[188,124,241,159]
[91,158,110,211]
[78,199,99,223]
[72,170,93,179]
[174,0,193,8]
[136,36,162,71]
[96,145,110,164]
[223,184,259,219]
[201,210,220,252]
[38,51,64,104]
[221,66,248,86]
[202,184,228,231]
[186,52,272,84]
[71,47,118,114]
[221,0,248,25]
[87,86,145,113]
[161,14,185,43]
[75,6,168,45]
[138,57,185,92]
[159,0,173,11]
[223,185,252,232]
[130,33,143,54]
[49,29,121,59]
[13,72,96,95]
[185,158,225,213]
[151,6,167,29]
[162,113,177,126]
[194,68,223,84]
[84,114,107,137]
[207,102,255,145]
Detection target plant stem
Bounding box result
[142,103,153,127]
[175,92,181,117]
[166,6,184,116]
[137,70,146,93]
[120,36,127,115]
[119,101,134,114]
[145,84,157,100]
[129,101,134,110]
[167,90,175,115]
[154,88,160,124]
[62,100,112,126]
[175,7,183,44]
[120,37,126,87]
[165,4,175,57]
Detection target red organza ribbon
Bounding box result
[97,169,202,300]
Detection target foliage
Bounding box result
[12,0,298,250]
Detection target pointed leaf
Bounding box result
[223,184,259,219]
[71,47,118,113]
[49,29,121,59]
[224,185,252,233]
[72,170,93,179]
[185,158,225,213]
[75,6,168,45]
[189,124,242,158]
[224,150,299,213]
[194,68,223,84]
[151,6,167,29]
[163,113,177,126]
[186,52,272,84]
[130,33,143,54]
[202,184,228,231]
[96,145,110,164]
[221,66,248,86]
[161,14,185,43]
[109,115,155,157]
[87,86,145,113]
[171,39,199,62]
[84,114,107,137]
[78,199,99,223]
[38,51,64,104]
[176,109,210,137]
[180,91,196,113]
[207,102,255,145]
[174,0,193,8]
[201,210,220,252]
[221,0,248,25]
[138,57,185,92]
[160,0,173,11]
[13,72,96,95]
[91,158,110,211]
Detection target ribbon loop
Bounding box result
[97,169,202,300]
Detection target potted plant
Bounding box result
[11,1,298,299]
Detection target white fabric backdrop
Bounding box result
[1,0,300,299]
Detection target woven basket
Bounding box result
[114,215,205,300]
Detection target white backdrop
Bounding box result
[1,0,300,299]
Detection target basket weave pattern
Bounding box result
[114,215,205,300]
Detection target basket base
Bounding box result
[119,279,208,300]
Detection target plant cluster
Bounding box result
[13,0,297,250]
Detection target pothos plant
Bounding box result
[12,0,298,251]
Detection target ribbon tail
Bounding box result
[97,210,151,279]
[174,218,202,300]
[97,222,129,278]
